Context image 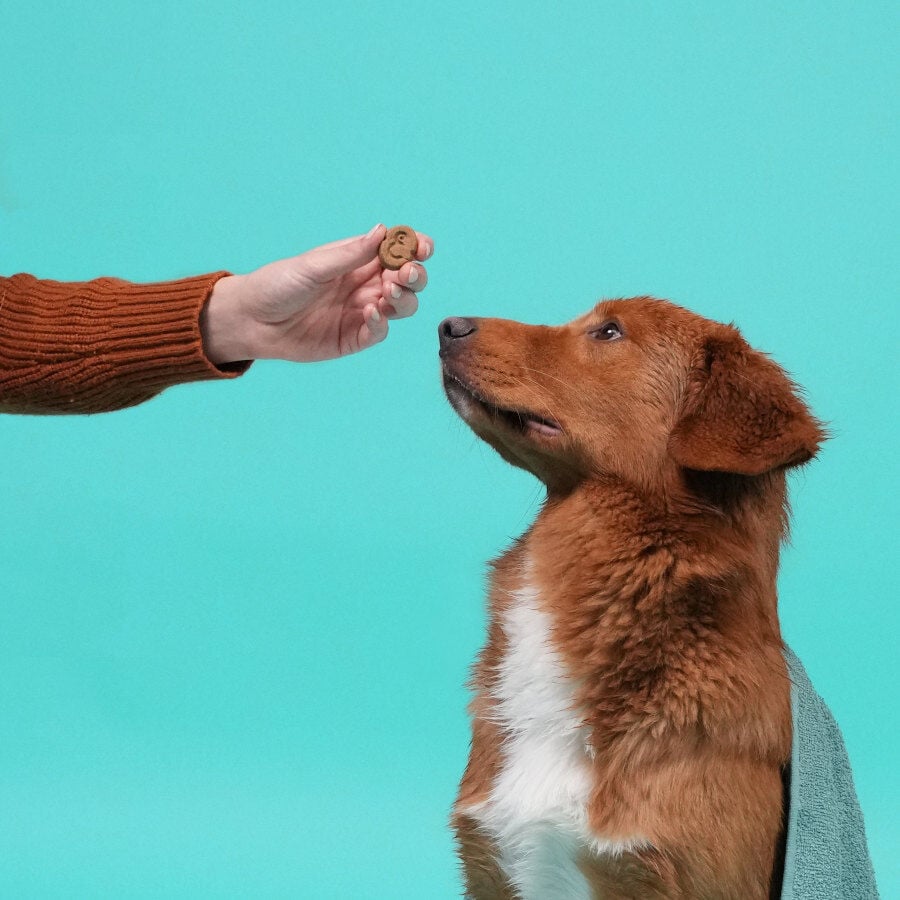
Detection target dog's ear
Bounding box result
[669,325,826,476]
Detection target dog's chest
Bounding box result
[468,582,600,899]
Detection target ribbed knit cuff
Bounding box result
[0,271,250,415]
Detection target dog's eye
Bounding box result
[591,321,623,341]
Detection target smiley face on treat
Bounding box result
[378,225,418,269]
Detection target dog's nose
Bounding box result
[439,317,477,350]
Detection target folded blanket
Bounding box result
[781,648,879,899]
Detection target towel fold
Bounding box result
[781,648,879,899]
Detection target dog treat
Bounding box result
[378,225,418,270]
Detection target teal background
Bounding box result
[1,1,896,896]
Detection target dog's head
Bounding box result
[439,297,825,495]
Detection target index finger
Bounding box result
[414,231,434,262]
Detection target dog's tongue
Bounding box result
[526,417,561,436]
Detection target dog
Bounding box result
[439,297,825,900]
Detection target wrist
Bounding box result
[201,274,253,365]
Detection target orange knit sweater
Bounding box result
[0,271,249,414]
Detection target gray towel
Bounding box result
[781,648,879,899]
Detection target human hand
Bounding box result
[200,224,433,365]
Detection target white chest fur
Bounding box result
[468,582,596,899]
[464,579,647,899]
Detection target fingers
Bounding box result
[357,302,389,351]
[414,231,434,262]
[380,260,427,317]
[378,283,419,320]
[350,228,432,352]
[304,224,386,283]
[398,259,428,291]
[306,225,433,288]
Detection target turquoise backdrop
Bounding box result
[1,2,896,896]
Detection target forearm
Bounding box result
[200,274,255,366]
[0,271,248,415]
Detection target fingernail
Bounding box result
[391,283,402,299]
[422,242,433,259]
[407,266,419,285]
[366,223,383,238]
[370,307,382,323]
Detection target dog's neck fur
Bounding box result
[508,472,792,766]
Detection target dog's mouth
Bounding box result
[442,370,564,438]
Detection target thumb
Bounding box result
[304,224,385,282]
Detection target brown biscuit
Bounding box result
[378,225,418,270]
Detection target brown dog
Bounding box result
[439,297,824,900]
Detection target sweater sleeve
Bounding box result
[0,271,250,415]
